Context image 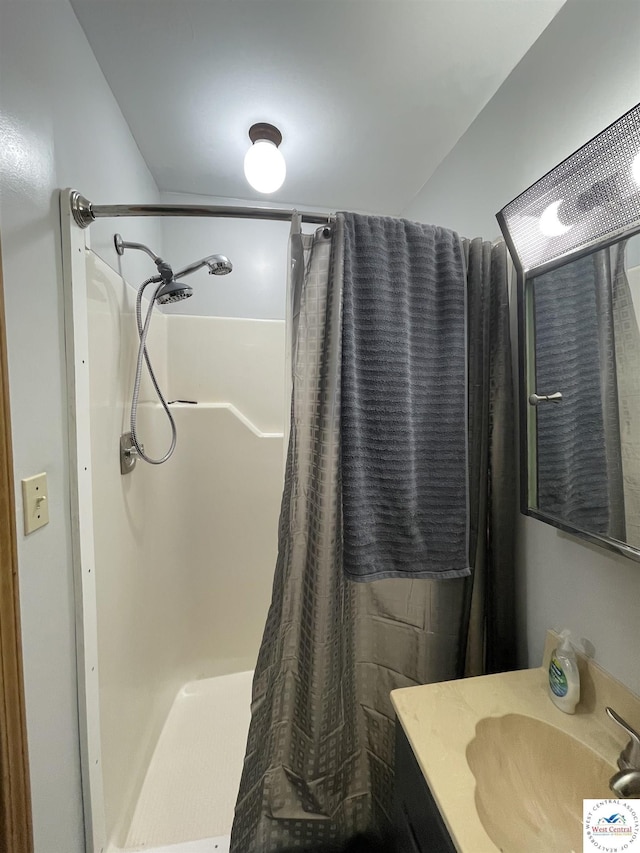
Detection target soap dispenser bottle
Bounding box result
[548,629,580,714]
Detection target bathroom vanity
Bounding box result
[391,631,640,853]
[394,721,456,853]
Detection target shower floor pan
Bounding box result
[114,670,253,853]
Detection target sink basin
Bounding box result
[466,714,613,853]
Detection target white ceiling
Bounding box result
[71,0,565,215]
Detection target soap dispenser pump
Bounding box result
[548,629,580,714]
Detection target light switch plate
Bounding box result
[22,472,49,534]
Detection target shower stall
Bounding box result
[61,191,329,853]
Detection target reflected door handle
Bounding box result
[529,392,563,406]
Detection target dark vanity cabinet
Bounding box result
[394,721,457,853]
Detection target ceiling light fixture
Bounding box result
[244,123,286,194]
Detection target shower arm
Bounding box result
[115,234,175,281]
[114,233,162,263]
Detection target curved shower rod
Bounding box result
[69,190,334,229]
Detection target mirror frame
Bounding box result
[497,213,640,563]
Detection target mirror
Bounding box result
[522,229,640,558]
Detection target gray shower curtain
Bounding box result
[230,221,516,852]
[464,238,517,676]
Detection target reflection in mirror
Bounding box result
[530,233,640,549]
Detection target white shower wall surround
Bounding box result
[86,251,284,848]
[167,315,286,434]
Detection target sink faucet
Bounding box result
[606,707,640,797]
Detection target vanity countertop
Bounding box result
[390,632,640,853]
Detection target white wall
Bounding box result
[0,2,161,850]
[404,0,640,693]
[159,193,290,320]
[87,251,283,847]
[158,192,332,319]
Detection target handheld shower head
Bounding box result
[205,255,233,276]
[174,254,233,279]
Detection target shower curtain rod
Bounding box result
[69,190,334,230]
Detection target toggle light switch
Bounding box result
[22,472,49,534]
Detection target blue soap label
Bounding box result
[549,657,568,697]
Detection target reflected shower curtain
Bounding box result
[611,239,640,546]
[534,251,625,538]
[230,221,516,852]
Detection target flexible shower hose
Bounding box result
[130,277,177,464]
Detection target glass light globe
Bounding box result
[244,139,286,194]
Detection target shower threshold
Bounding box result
[113,670,253,853]
[126,837,229,853]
